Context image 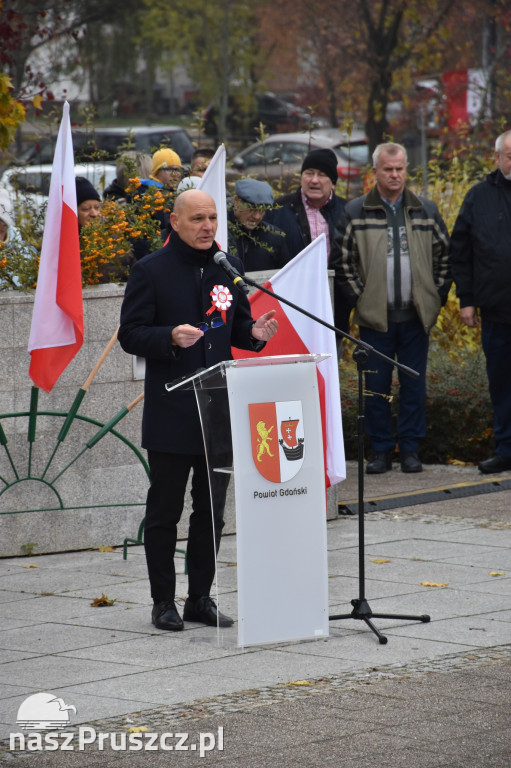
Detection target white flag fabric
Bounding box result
[233,234,346,486]
[28,101,83,392]
[197,144,227,250]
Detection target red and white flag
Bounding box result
[442,69,490,131]
[28,101,83,393]
[197,144,227,250]
[233,234,345,486]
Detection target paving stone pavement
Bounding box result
[0,462,510,766]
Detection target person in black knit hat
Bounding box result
[75,177,101,230]
[265,146,348,334]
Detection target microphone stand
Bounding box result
[240,272,430,645]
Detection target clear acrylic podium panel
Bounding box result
[165,354,329,647]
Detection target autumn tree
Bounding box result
[0,1,132,99]
[73,0,153,117]
[0,73,26,151]
[140,0,265,141]
[0,0,147,147]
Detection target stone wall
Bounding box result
[0,274,338,557]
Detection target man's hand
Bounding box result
[459,306,479,328]
[251,310,278,342]
[171,324,203,348]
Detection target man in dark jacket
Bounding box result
[266,148,348,332]
[228,178,290,271]
[450,130,511,474]
[118,189,278,631]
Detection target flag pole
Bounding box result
[49,392,144,485]
[41,327,119,479]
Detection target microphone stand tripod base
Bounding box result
[330,344,431,644]
[330,599,431,646]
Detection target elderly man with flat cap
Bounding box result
[119,188,278,632]
[228,178,290,271]
[266,148,348,332]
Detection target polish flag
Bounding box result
[442,69,490,131]
[28,102,83,393]
[233,234,345,486]
[197,144,228,250]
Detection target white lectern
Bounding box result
[166,354,330,647]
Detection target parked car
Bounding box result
[202,92,321,138]
[0,162,117,214]
[11,126,194,169]
[80,126,195,164]
[228,130,369,193]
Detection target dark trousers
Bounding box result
[360,317,429,454]
[481,319,511,458]
[145,451,229,603]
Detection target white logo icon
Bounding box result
[16,693,77,730]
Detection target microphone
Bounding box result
[213,251,250,294]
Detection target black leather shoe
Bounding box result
[152,601,184,631]
[366,451,393,474]
[400,452,422,473]
[183,596,234,627]
[478,455,511,474]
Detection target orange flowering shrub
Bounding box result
[1,174,178,289]
[79,198,132,284]
[78,178,175,285]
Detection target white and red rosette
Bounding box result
[206,284,232,323]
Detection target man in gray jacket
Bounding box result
[333,142,450,474]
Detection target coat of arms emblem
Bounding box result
[249,400,305,482]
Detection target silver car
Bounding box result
[228,130,369,195]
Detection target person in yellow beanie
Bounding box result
[131,147,183,260]
[149,148,182,190]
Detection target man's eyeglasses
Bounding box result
[195,318,225,332]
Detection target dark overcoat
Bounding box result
[118,232,263,454]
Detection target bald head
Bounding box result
[171,188,218,250]
[173,188,214,214]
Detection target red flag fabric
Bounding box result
[233,234,346,486]
[28,102,83,392]
[442,70,469,131]
[442,69,490,131]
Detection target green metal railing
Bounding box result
[0,385,149,558]
[0,386,187,568]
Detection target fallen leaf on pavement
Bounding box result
[489,571,506,577]
[420,581,448,587]
[90,593,116,607]
[371,558,390,564]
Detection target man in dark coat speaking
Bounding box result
[118,189,278,632]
